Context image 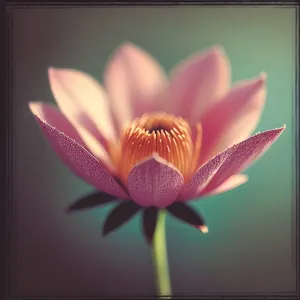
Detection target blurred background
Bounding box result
[12,6,296,297]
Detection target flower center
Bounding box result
[116,112,202,184]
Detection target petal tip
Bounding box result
[132,153,176,170]
[48,67,60,81]
[276,125,286,136]
[48,66,56,75]
[117,42,141,57]
[28,101,43,115]
[254,73,267,88]
[48,66,71,78]
[120,41,135,49]
[199,225,209,234]
[28,101,36,111]
[210,45,225,55]
[204,45,228,62]
[273,125,286,135]
[243,174,249,183]
[259,72,267,81]
[152,152,162,161]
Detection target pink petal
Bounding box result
[104,43,168,134]
[203,126,285,193]
[179,147,234,201]
[180,127,285,201]
[165,46,231,125]
[29,102,84,146]
[29,102,113,170]
[33,114,129,200]
[48,68,117,160]
[30,102,113,170]
[127,155,184,208]
[199,74,267,165]
[198,174,248,198]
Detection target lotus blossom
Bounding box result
[29,43,285,218]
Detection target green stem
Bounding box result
[152,210,172,298]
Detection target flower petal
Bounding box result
[102,201,141,236]
[104,43,168,134]
[48,67,117,159]
[167,202,208,233]
[202,126,285,193]
[66,191,120,212]
[127,155,184,208]
[179,147,234,201]
[199,74,267,165]
[30,101,113,170]
[197,174,248,198]
[165,46,231,124]
[29,102,84,146]
[33,114,129,200]
[180,127,285,201]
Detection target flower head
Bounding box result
[29,43,285,236]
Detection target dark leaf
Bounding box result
[142,207,158,244]
[66,191,119,212]
[102,201,141,236]
[167,202,208,233]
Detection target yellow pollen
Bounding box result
[114,112,202,184]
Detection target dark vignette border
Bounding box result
[1,1,299,300]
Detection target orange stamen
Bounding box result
[112,112,202,184]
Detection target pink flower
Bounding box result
[29,43,285,211]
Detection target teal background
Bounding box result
[12,6,296,296]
